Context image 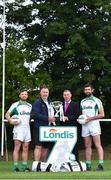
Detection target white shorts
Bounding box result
[82,121,101,137]
[13,127,31,142]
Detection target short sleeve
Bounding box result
[7,103,17,116]
[96,98,103,110]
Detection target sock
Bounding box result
[86,160,91,168]
[14,162,18,169]
[99,160,104,165]
[22,162,27,171]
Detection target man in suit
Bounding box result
[60,89,81,161]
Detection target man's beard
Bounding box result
[86,93,92,97]
[42,97,48,101]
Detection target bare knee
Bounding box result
[85,141,91,149]
[23,143,29,153]
[14,140,21,152]
[84,137,92,150]
[95,143,103,150]
[35,145,42,151]
[93,136,103,150]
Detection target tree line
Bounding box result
[0,0,111,117]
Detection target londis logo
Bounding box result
[44,129,74,139]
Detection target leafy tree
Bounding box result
[28,0,111,103]
[0,0,111,115]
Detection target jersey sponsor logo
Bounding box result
[20,112,30,115]
[82,106,93,110]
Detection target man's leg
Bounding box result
[72,142,79,161]
[93,135,104,170]
[34,145,42,161]
[41,147,49,162]
[22,142,30,171]
[83,136,92,170]
[13,140,21,171]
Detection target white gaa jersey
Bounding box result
[8,100,32,130]
[81,96,103,118]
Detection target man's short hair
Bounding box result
[84,83,93,90]
[63,89,72,94]
[40,84,49,91]
[19,89,28,94]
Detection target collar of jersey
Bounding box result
[19,100,27,105]
[86,95,94,101]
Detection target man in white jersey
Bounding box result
[5,90,32,172]
[81,84,104,171]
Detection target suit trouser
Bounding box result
[72,140,79,161]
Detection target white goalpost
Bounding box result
[1,0,6,157]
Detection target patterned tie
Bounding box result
[65,102,69,112]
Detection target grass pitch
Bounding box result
[0,160,111,179]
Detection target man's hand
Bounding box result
[48,117,56,123]
[8,118,19,125]
[5,112,20,125]
[63,116,69,122]
[85,116,92,123]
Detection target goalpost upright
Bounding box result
[1,0,6,157]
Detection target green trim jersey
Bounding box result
[81,95,103,117]
[8,100,32,128]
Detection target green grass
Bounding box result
[0,160,111,179]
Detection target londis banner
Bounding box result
[40,126,77,164]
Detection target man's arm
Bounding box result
[32,101,56,123]
[5,111,18,125]
[86,105,105,123]
[32,101,48,122]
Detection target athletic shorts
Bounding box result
[33,127,54,149]
[13,127,31,142]
[82,121,101,137]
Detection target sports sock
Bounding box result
[22,162,27,171]
[99,160,104,165]
[14,162,18,169]
[86,160,91,168]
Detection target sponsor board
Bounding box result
[40,126,77,164]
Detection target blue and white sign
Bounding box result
[40,126,77,164]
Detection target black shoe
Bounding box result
[23,167,31,172]
[14,167,20,172]
[96,164,104,171]
[86,166,92,171]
